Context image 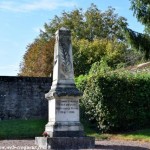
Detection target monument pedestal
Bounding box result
[35,91,95,149]
[35,27,95,149]
[35,137,95,149]
[45,121,84,137]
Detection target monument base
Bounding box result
[35,136,95,149]
[45,130,85,137]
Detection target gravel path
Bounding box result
[0,139,150,150]
[95,140,150,150]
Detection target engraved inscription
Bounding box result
[56,100,79,114]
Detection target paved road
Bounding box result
[0,139,150,150]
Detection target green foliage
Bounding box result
[42,4,127,41]
[125,0,150,60]
[20,3,130,77]
[89,58,111,75]
[124,27,150,60]
[80,71,150,132]
[73,38,129,76]
[75,75,88,92]
[130,0,150,33]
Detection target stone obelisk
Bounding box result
[35,27,95,149]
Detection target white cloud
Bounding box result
[0,0,77,12]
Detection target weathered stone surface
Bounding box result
[44,28,85,137]
[53,27,74,82]
[45,97,84,136]
[35,137,95,149]
[45,130,85,137]
[36,27,95,149]
[46,87,82,98]
[0,76,51,120]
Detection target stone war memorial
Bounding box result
[35,27,95,149]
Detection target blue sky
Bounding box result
[0,0,144,76]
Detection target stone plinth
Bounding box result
[45,95,84,137]
[35,137,95,149]
[35,27,95,149]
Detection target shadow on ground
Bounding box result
[95,144,150,150]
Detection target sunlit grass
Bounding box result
[86,128,150,142]
[0,119,149,142]
[82,120,150,142]
[109,129,150,142]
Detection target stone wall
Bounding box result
[0,76,52,120]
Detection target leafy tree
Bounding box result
[19,38,54,77]
[73,38,129,76]
[124,0,150,60]
[124,27,150,60]
[41,8,85,40]
[130,0,150,33]
[19,4,130,77]
[41,4,128,41]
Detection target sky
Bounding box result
[0,0,144,76]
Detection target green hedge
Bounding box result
[78,71,150,132]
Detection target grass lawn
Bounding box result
[83,120,150,142]
[86,127,150,142]
[0,119,47,139]
[0,119,150,142]
[106,129,150,142]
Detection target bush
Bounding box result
[75,75,88,92]
[80,71,150,132]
